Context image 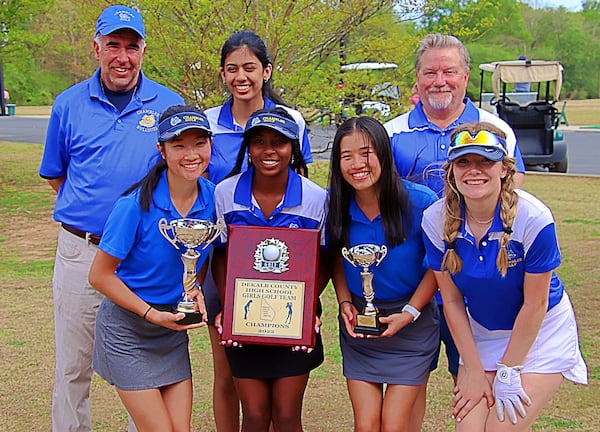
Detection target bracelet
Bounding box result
[401,304,421,322]
[339,300,353,308]
[142,306,153,320]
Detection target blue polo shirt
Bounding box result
[214,166,327,246]
[99,171,216,306]
[39,69,184,234]
[342,180,437,301]
[205,97,313,184]
[384,98,525,198]
[422,189,564,331]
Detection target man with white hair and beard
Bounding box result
[385,33,524,196]
[384,33,525,430]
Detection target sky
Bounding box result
[532,0,583,10]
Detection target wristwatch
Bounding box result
[401,304,421,322]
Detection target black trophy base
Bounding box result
[176,311,203,325]
[354,313,386,336]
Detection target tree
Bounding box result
[418,0,522,42]
[0,0,59,105]
[520,4,600,97]
[135,0,413,114]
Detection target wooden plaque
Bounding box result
[221,225,320,347]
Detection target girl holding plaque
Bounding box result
[212,107,328,432]
[328,116,440,431]
[88,105,215,431]
[421,122,587,430]
[203,30,314,431]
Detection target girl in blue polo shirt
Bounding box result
[212,108,327,432]
[203,31,314,430]
[328,116,440,431]
[422,121,587,430]
[205,29,313,184]
[88,105,215,431]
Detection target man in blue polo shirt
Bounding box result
[39,5,183,431]
[383,33,525,429]
[385,34,524,197]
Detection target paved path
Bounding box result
[1,117,598,175]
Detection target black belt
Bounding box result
[61,224,101,246]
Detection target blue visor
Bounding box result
[244,112,299,140]
[448,130,508,162]
[158,111,212,142]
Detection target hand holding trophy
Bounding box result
[159,217,225,324]
[341,243,387,335]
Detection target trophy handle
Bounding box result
[201,218,226,250]
[341,247,357,267]
[158,217,180,249]
[375,245,387,266]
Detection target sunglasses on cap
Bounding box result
[448,130,508,162]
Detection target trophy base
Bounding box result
[354,314,386,336]
[176,311,203,325]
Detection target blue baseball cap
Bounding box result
[96,5,145,39]
[244,112,299,140]
[158,111,212,142]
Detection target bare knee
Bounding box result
[241,410,271,432]
[272,409,302,432]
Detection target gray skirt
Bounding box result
[93,299,192,391]
[339,295,439,385]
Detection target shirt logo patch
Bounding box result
[506,242,523,268]
[136,109,160,132]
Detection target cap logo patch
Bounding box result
[182,115,204,123]
[170,116,182,127]
[250,117,262,127]
[262,116,286,125]
[116,11,134,22]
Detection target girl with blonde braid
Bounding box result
[421,122,587,431]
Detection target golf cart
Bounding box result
[339,62,400,120]
[478,60,568,172]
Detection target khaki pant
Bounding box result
[51,228,102,431]
[52,227,138,431]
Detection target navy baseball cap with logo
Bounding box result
[158,111,212,142]
[96,5,146,39]
[243,111,299,140]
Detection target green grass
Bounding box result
[0,143,598,431]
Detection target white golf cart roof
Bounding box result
[479,60,563,101]
[341,62,398,71]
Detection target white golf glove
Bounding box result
[493,363,532,424]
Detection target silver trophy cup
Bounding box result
[159,217,225,324]
[341,244,388,335]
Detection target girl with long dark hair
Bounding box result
[89,105,215,431]
[328,116,440,431]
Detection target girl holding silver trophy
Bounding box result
[328,116,440,432]
[88,105,216,431]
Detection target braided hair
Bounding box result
[441,122,519,277]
